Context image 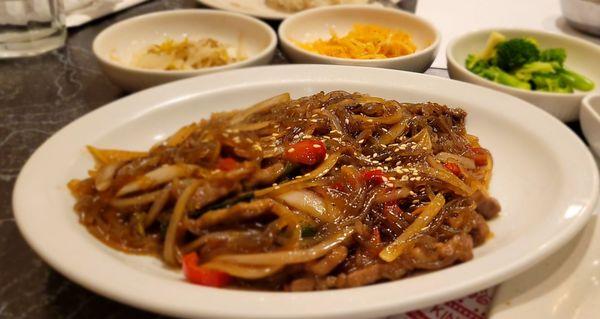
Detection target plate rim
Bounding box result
[13,64,599,319]
[197,0,290,20]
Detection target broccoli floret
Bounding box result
[466,54,489,74]
[531,74,573,93]
[514,61,556,81]
[558,69,595,91]
[478,31,507,60]
[540,48,566,66]
[495,38,540,71]
[481,66,531,90]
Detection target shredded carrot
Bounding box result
[296,24,417,60]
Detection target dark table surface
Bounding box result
[0,0,585,318]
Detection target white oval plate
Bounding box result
[13,65,599,319]
[197,0,295,20]
[197,0,383,20]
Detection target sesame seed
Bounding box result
[313,144,322,148]
[373,153,378,157]
[385,157,393,162]
[287,148,295,153]
[345,118,350,125]
[358,139,365,144]
[386,182,394,187]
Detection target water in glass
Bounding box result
[0,0,66,58]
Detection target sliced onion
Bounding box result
[163,180,201,265]
[231,93,291,124]
[202,261,283,279]
[181,230,262,253]
[435,152,476,169]
[373,187,411,204]
[277,190,333,222]
[143,185,171,227]
[379,194,445,262]
[164,123,198,147]
[212,227,354,266]
[419,165,473,196]
[352,111,405,124]
[94,162,121,191]
[379,121,407,145]
[116,164,197,197]
[87,146,147,165]
[255,152,340,197]
[110,189,162,208]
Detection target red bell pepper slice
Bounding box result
[471,147,488,166]
[217,157,239,171]
[362,169,385,185]
[443,162,462,176]
[182,252,231,287]
[284,139,326,165]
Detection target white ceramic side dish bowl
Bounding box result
[13,65,598,319]
[447,28,600,122]
[278,5,440,72]
[581,94,600,156]
[93,9,277,91]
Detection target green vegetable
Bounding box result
[464,32,595,94]
[466,54,488,74]
[481,66,531,90]
[540,48,566,66]
[531,74,573,93]
[301,226,318,238]
[558,69,595,91]
[496,38,540,71]
[514,61,555,81]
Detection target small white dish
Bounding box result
[447,28,600,122]
[198,0,293,20]
[92,9,277,91]
[580,94,600,156]
[278,5,440,72]
[560,0,600,36]
[197,0,382,20]
[13,65,598,318]
[66,0,149,28]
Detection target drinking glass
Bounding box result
[0,0,66,58]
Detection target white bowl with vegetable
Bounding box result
[93,10,277,92]
[278,5,440,72]
[580,94,600,156]
[447,28,600,122]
